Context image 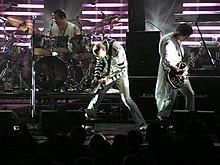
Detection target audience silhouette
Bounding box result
[1,117,220,165]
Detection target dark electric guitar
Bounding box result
[91,70,123,95]
[166,48,205,89]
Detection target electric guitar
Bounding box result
[91,70,123,95]
[166,47,205,89]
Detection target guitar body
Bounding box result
[91,71,123,95]
[166,62,187,89]
[166,47,205,89]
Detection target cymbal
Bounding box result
[96,15,122,27]
[7,16,40,34]
[68,18,91,26]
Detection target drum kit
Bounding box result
[0,14,122,92]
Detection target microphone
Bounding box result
[0,16,7,22]
[91,1,96,5]
[8,1,18,6]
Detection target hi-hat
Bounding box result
[7,16,40,34]
[96,15,122,27]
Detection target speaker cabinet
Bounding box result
[40,110,85,134]
[126,31,160,76]
[128,0,145,31]
[170,110,220,135]
[129,77,158,121]
[0,110,20,131]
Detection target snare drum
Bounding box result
[34,34,50,56]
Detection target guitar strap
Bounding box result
[177,41,184,59]
[107,41,114,75]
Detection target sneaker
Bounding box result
[84,125,94,132]
[85,109,96,118]
[157,115,170,121]
[139,124,148,131]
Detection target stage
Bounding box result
[1,75,220,145]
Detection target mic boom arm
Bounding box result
[196,22,216,69]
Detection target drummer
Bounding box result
[50,9,81,52]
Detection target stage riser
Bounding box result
[170,110,220,136]
[39,110,85,134]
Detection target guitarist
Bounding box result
[155,24,195,120]
[85,39,148,131]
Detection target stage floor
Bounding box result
[29,122,140,145]
[0,88,220,146]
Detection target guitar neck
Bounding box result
[186,49,204,65]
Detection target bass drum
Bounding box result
[35,56,68,90]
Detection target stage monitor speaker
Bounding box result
[128,0,145,31]
[0,110,20,131]
[170,110,220,135]
[126,31,160,76]
[40,110,85,134]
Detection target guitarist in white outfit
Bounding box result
[85,39,148,131]
[155,24,195,119]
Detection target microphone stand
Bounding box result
[31,15,37,124]
[195,22,216,70]
[94,4,107,39]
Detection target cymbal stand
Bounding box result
[0,59,12,91]
[93,4,107,40]
[10,46,29,91]
[3,30,29,91]
[0,17,13,91]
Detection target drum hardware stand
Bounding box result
[1,31,29,91]
[64,60,81,91]
[0,59,13,91]
[0,17,13,91]
[76,59,93,91]
[11,55,29,91]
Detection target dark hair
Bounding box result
[176,24,193,36]
[92,39,111,56]
[54,9,66,19]
[93,43,103,56]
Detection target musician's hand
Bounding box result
[177,68,185,74]
[103,77,113,85]
[171,66,184,74]
[176,68,188,78]
[189,61,196,68]
[91,77,99,87]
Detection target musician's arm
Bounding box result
[163,40,184,74]
[113,44,126,72]
[73,24,81,35]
